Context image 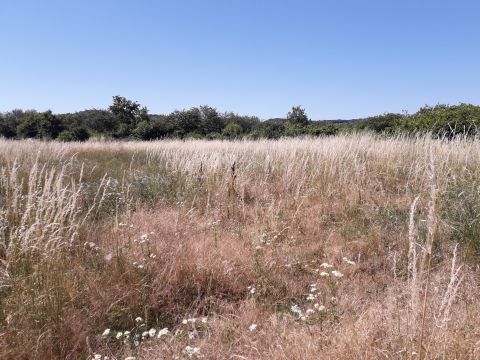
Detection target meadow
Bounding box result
[0,134,479,359]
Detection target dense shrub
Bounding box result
[57,126,90,142]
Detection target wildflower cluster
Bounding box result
[179,316,208,339]
[91,355,136,360]
[312,262,344,278]
[290,282,327,322]
[100,316,170,349]
[178,316,209,358]
[184,346,202,358]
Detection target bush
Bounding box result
[57,127,90,142]
[222,123,243,138]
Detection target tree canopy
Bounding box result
[1,97,480,141]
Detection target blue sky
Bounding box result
[1,0,479,119]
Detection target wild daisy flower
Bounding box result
[148,328,156,337]
[116,332,123,339]
[249,323,257,332]
[135,317,143,323]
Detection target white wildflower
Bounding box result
[320,262,333,268]
[249,323,257,332]
[183,317,197,324]
[330,296,338,305]
[247,285,256,294]
[314,303,326,311]
[290,304,303,316]
[201,317,208,323]
[306,308,315,315]
[94,355,102,360]
[157,328,169,338]
[331,270,343,278]
[343,257,355,265]
[306,293,316,301]
[116,331,123,339]
[139,234,149,244]
[102,328,110,336]
[135,317,143,323]
[319,271,329,277]
[184,346,202,358]
[141,331,149,338]
[188,330,198,339]
[148,328,156,337]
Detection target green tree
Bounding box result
[222,123,243,138]
[17,111,63,139]
[259,120,286,139]
[109,96,149,137]
[199,105,224,134]
[169,108,201,137]
[287,106,309,125]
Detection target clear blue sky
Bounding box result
[1,0,479,119]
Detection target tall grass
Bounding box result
[0,134,479,359]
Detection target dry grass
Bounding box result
[0,134,479,359]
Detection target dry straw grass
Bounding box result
[0,134,479,359]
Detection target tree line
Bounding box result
[1,96,480,141]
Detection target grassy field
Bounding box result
[0,135,479,359]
